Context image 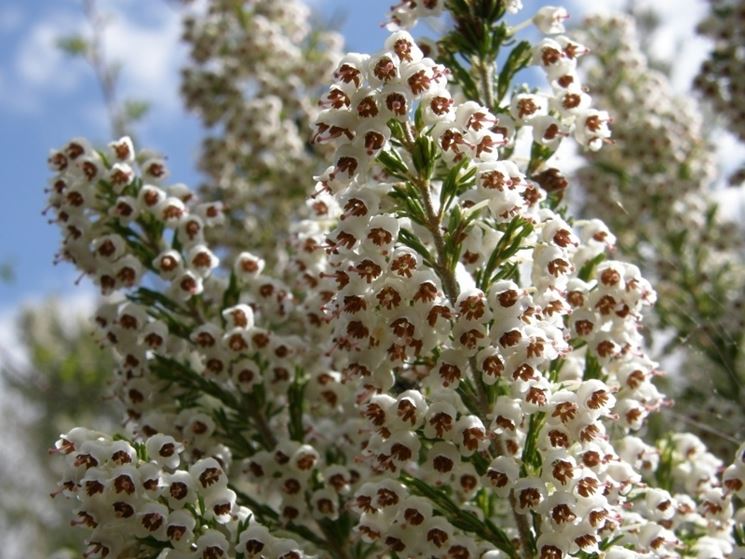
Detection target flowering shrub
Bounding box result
[42,2,745,558]
[695,0,745,182]
[575,13,745,457]
[181,0,342,259]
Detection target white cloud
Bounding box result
[102,2,185,115]
[14,14,86,91]
[7,1,185,118]
[569,0,710,94]
[0,288,98,372]
[712,131,745,225]
[645,1,709,93]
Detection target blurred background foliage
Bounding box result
[1,299,116,557]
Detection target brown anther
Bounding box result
[499,329,522,347]
[114,474,135,495]
[355,259,382,282]
[552,401,577,423]
[462,427,484,450]
[577,476,598,497]
[373,57,397,81]
[393,38,414,61]
[519,487,541,509]
[439,363,461,386]
[596,340,615,357]
[296,453,316,470]
[526,386,547,406]
[458,295,485,320]
[427,528,449,548]
[552,503,576,524]
[431,454,453,472]
[547,258,570,276]
[142,512,163,531]
[541,46,562,66]
[548,429,569,448]
[385,93,407,115]
[199,467,221,488]
[459,328,484,349]
[587,389,609,409]
[335,63,361,86]
[517,98,539,118]
[562,93,581,109]
[407,70,430,94]
[575,319,594,336]
[376,488,399,506]
[113,501,134,518]
[513,363,535,381]
[367,227,392,246]
[600,267,621,286]
[390,253,417,277]
[357,96,379,118]
[413,282,438,302]
[482,355,504,379]
[430,96,453,115]
[385,537,406,553]
[429,412,453,437]
[552,460,574,484]
[167,525,186,541]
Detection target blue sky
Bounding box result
[0,0,394,311]
[0,0,737,319]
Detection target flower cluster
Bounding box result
[42,2,745,559]
[52,428,309,559]
[46,136,224,298]
[181,0,342,258]
[45,137,370,558]
[529,17,612,153]
[387,0,524,30]
[304,23,745,559]
[383,2,610,161]
[576,13,745,456]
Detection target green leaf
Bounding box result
[654,436,675,491]
[411,136,438,180]
[398,228,436,268]
[527,140,556,176]
[439,159,476,213]
[376,150,409,181]
[386,119,408,144]
[123,99,150,122]
[497,41,532,102]
[583,352,604,381]
[400,473,516,558]
[578,253,606,282]
[57,35,89,56]
[436,50,481,101]
[389,184,427,225]
[520,412,545,474]
[479,217,533,290]
[288,367,307,442]
[221,272,240,312]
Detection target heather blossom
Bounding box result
[41,2,745,559]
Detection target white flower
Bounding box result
[533,6,569,34]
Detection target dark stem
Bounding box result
[244,400,278,449]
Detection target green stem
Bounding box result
[403,138,535,558]
[476,59,495,110]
